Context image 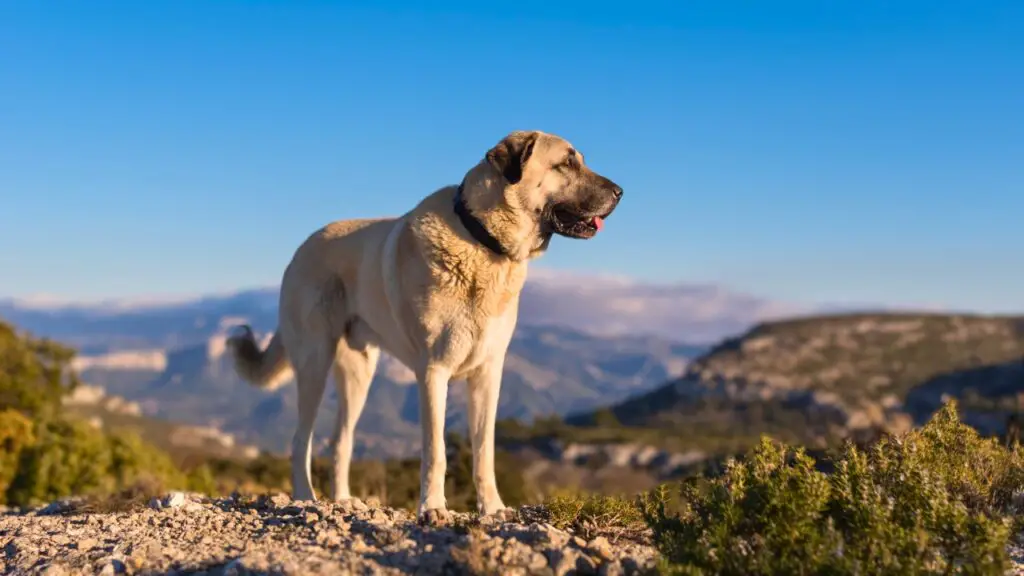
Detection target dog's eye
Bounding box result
[562,150,577,168]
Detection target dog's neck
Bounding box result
[454,182,508,257]
[453,181,550,262]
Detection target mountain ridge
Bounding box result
[566,311,1024,453]
[0,268,813,346]
[62,322,705,459]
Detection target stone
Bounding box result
[0,496,664,575]
[576,554,600,575]
[269,493,291,508]
[164,492,187,509]
[587,536,614,561]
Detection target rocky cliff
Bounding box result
[575,312,1024,450]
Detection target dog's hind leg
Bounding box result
[329,328,379,501]
[288,338,335,502]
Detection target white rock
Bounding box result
[163,492,187,509]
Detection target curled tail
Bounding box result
[226,325,293,390]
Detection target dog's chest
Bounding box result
[471,270,524,318]
[459,305,519,373]
[454,270,524,370]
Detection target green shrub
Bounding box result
[0,409,35,502]
[5,417,186,507]
[546,490,647,540]
[107,429,187,489]
[641,401,1020,576]
[185,463,219,495]
[0,320,78,419]
[6,417,115,505]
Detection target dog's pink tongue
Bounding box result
[593,216,604,231]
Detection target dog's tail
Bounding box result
[226,325,293,390]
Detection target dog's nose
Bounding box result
[610,184,623,200]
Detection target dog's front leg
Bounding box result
[417,364,451,525]
[467,357,511,518]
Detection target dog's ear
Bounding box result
[486,131,539,185]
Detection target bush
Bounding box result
[0,320,77,419]
[546,490,647,541]
[641,401,1021,575]
[108,429,187,489]
[0,409,35,501]
[185,463,219,495]
[5,417,186,507]
[0,321,191,507]
[6,417,115,505]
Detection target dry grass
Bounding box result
[544,490,649,543]
[61,475,166,515]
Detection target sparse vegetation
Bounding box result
[63,475,169,515]
[545,490,647,541]
[637,401,1022,575]
[529,401,1024,574]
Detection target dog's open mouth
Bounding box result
[551,206,609,239]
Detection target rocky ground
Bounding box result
[0,493,658,575]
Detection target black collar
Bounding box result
[453,182,508,257]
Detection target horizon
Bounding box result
[0,265,970,319]
[2,2,1022,314]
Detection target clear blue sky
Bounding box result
[1,1,1021,312]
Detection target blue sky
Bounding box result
[1,1,1021,312]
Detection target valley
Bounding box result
[5,276,1022,484]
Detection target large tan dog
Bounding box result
[226,130,623,524]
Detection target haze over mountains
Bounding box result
[1,268,811,347]
[1,269,825,457]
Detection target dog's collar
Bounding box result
[454,181,508,257]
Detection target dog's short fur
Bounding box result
[226,130,622,523]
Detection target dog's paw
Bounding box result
[417,508,452,527]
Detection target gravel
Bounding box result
[0,493,659,575]
[7,492,1023,575]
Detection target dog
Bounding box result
[226,130,623,524]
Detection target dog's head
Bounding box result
[482,130,623,240]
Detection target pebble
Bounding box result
[164,492,187,509]
[1,493,655,575]
[587,536,615,561]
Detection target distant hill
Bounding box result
[64,323,702,459]
[564,312,1024,454]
